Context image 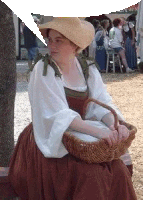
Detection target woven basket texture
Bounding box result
[62,98,137,164]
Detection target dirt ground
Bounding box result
[16,63,143,199]
[102,72,143,199]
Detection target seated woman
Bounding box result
[8,17,137,200]
[109,18,135,73]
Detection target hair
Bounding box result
[46,29,49,38]
[127,14,136,22]
[46,28,73,41]
[92,19,100,29]
[100,19,109,29]
[46,29,81,54]
[113,18,121,27]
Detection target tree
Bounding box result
[0,1,16,167]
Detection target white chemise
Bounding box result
[28,58,125,158]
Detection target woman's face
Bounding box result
[47,29,77,63]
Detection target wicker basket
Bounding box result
[62,98,137,164]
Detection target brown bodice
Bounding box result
[64,87,88,119]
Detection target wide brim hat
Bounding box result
[38,17,95,50]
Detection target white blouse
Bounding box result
[109,27,123,48]
[28,58,125,158]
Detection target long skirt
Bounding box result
[125,37,137,70]
[95,47,107,71]
[8,123,137,200]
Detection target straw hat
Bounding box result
[39,17,95,50]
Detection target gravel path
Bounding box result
[14,61,31,143]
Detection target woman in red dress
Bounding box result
[8,17,137,200]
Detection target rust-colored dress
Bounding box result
[8,88,137,200]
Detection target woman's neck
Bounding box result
[56,56,77,74]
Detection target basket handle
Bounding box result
[83,98,119,130]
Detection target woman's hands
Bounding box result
[97,124,130,147]
[70,116,130,147]
[116,124,130,142]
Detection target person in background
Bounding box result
[95,20,109,73]
[101,19,110,50]
[122,16,137,70]
[109,18,135,73]
[22,16,39,70]
[88,19,100,58]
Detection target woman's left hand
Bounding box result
[110,124,130,143]
[117,124,130,142]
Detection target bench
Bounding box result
[0,167,19,200]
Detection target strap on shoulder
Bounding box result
[77,54,89,80]
[32,53,99,80]
[43,54,62,78]
[32,53,62,78]
[77,54,99,80]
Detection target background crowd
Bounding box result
[22,15,139,74]
[86,15,138,73]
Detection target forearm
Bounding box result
[101,111,124,128]
[69,116,101,137]
[101,112,115,129]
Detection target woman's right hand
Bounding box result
[96,127,119,147]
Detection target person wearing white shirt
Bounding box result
[8,17,137,200]
[109,18,134,73]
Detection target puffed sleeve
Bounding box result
[85,64,125,121]
[28,60,80,158]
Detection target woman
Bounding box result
[87,19,100,58]
[109,18,135,73]
[101,19,110,50]
[122,16,137,70]
[8,17,137,200]
[95,20,109,73]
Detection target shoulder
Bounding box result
[31,59,57,79]
[115,27,120,32]
[76,54,99,80]
[110,27,114,31]
[77,54,99,69]
[87,64,107,92]
[115,28,122,35]
[113,27,119,32]
[88,61,100,75]
[32,53,61,77]
[97,29,103,33]
[109,28,115,40]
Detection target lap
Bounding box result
[8,123,137,200]
[113,47,124,53]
